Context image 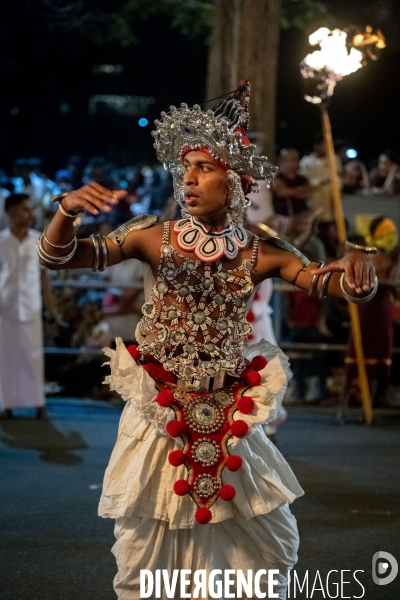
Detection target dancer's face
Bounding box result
[182,151,228,226]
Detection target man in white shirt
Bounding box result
[299,132,343,223]
[0,193,57,419]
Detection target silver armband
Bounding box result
[339,272,378,303]
[107,214,157,245]
[266,236,311,267]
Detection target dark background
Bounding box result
[0,0,399,174]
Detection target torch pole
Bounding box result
[320,103,374,425]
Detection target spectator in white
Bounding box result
[366,151,400,196]
[299,132,343,223]
[11,158,60,229]
[102,259,145,344]
[0,193,58,420]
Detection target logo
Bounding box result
[372,552,398,586]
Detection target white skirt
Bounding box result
[113,504,299,599]
[0,315,44,410]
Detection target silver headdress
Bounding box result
[151,80,276,186]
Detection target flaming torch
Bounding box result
[300,27,385,425]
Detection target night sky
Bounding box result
[1,0,399,175]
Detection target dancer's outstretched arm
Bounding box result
[255,237,376,301]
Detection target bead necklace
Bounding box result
[174,216,248,262]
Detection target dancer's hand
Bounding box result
[311,251,376,295]
[62,183,127,215]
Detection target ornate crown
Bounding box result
[151,80,276,186]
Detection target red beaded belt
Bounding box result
[126,345,268,524]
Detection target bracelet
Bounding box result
[90,234,108,272]
[339,272,379,304]
[344,241,378,255]
[98,234,108,271]
[51,192,70,204]
[37,233,78,265]
[90,234,100,272]
[308,261,324,296]
[319,271,332,300]
[43,225,75,249]
[59,201,82,218]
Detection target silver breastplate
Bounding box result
[136,221,259,389]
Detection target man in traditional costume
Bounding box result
[39,82,377,599]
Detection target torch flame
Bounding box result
[304,28,363,78]
[300,26,385,104]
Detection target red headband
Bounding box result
[181,136,253,196]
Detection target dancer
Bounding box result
[39,82,377,599]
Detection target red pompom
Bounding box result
[195,507,212,524]
[247,334,254,341]
[127,344,141,361]
[166,420,184,438]
[220,484,236,501]
[156,389,175,407]
[251,355,268,371]
[174,479,190,496]
[237,396,255,415]
[253,292,260,301]
[226,455,243,471]
[231,420,249,438]
[246,311,256,323]
[168,450,185,467]
[143,363,177,384]
[241,370,262,387]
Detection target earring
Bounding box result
[226,170,250,228]
[172,165,189,217]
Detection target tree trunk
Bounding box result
[206,0,282,160]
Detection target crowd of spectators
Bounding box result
[1,139,400,405]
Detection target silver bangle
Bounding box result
[43,225,75,249]
[90,234,100,272]
[309,261,324,296]
[339,272,379,304]
[97,234,108,271]
[344,241,378,255]
[58,202,82,218]
[37,233,78,265]
[319,271,332,300]
[51,192,70,204]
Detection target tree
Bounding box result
[206,0,282,159]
